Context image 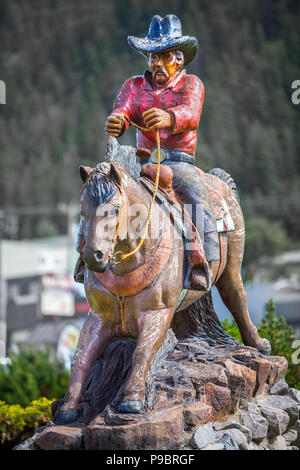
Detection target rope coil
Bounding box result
[109,114,161,263]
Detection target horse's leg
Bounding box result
[54,310,114,424]
[118,308,174,413]
[216,249,271,354]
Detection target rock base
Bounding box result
[15,335,295,451]
[193,381,300,450]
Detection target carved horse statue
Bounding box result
[54,138,270,424]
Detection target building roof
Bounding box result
[274,250,300,265]
[0,236,77,279]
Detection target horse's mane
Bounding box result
[105,136,141,182]
[85,166,117,205]
[84,137,142,204]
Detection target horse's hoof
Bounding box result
[53,407,83,425]
[117,400,145,414]
[259,338,271,356]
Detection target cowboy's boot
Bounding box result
[184,248,212,292]
[74,255,85,284]
[188,224,220,291]
[189,261,212,291]
[183,222,212,292]
[180,202,212,292]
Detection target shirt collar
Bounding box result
[142,69,187,91]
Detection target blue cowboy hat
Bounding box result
[127,14,198,66]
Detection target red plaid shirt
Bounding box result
[111,69,205,156]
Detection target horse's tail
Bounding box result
[209,167,240,204]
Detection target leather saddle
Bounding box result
[140,164,235,290]
[140,163,234,236]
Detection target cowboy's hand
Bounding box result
[105,113,125,137]
[142,108,172,130]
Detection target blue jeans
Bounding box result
[164,162,219,262]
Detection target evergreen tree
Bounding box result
[0,0,299,244]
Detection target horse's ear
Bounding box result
[110,163,122,187]
[80,165,93,183]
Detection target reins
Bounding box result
[109,114,161,264]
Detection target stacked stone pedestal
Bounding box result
[15,334,298,451]
[191,380,300,450]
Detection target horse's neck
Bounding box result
[111,184,163,275]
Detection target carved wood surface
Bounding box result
[42,294,288,450]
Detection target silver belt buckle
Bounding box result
[151,149,167,163]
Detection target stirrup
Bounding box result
[185,261,212,292]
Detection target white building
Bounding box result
[0,234,86,364]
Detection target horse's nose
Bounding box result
[94,250,104,262]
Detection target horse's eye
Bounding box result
[111,207,120,217]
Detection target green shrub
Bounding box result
[0,397,53,449]
[257,300,300,390]
[0,346,70,407]
[221,318,242,343]
[222,299,300,390]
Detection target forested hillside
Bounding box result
[0,0,299,254]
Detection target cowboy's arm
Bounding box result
[167,76,205,134]
[106,78,134,137]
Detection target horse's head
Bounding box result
[79,162,123,273]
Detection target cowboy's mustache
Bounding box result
[154,67,168,77]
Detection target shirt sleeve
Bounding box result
[111,78,134,133]
[168,77,205,134]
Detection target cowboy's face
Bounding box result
[148,50,183,85]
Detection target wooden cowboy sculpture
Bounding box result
[53,15,271,425]
[74,14,219,291]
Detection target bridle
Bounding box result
[80,115,162,265]
[108,114,162,264]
